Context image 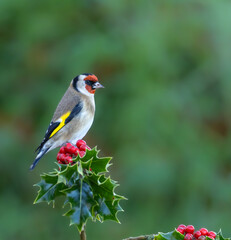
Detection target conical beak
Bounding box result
[93,82,104,89]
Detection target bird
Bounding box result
[30,73,104,170]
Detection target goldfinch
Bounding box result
[30,73,104,170]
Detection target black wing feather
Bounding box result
[35,121,60,152]
[65,103,82,124]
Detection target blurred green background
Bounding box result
[1,0,231,239]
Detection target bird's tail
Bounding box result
[30,147,50,170]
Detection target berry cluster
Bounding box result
[176,225,216,240]
[56,140,91,164]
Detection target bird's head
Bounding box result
[72,73,104,96]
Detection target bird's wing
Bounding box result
[35,102,83,152]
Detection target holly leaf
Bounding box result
[88,174,125,201]
[80,147,98,162]
[34,172,65,206]
[78,148,112,174]
[154,230,184,240]
[86,173,126,222]
[62,180,97,232]
[128,230,186,240]
[215,230,230,240]
[57,163,79,186]
[95,197,124,222]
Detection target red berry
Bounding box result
[184,233,193,240]
[66,155,72,160]
[58,159,64,164]
[177,224,186,234]
[178,224,186,229]
[57,153,73,164]
[200,228,208,236]
[69,146,78,154]
[62,156,72,164]
[64,144,72,152]
[57,153,65,161]
[207,232,216,239]
[79,151,85,158]
[79,144,91,151]
[76,140,86,148]
[73,148,80,156]
[64,145,77,155]
[177,227,185,234]
[185,225,194,234]
[59,146,65,153]
[194,231,202,239]
[65,143,73,149]
[198,236,206,240]
[79,144,87,151]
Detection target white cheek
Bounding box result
[77,81,93,96]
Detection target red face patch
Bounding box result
[85,85,96,94]
[84,75,98,82]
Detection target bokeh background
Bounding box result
[1,0,231,239]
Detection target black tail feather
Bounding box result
[30,147,50,170]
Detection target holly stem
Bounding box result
[123,235,153,240]
[80,226,86,240]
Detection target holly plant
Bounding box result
[123,225,230,240]
[33,140,126,240]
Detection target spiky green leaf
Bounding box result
[79,148,112,174]
[154,230,184,240]
[34,173,65,205]
[57,163,79,186]
[62,180,96,232]
[86,173,126,222]
[215,231,230,240]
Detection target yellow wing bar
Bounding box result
[49,111,71,138]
